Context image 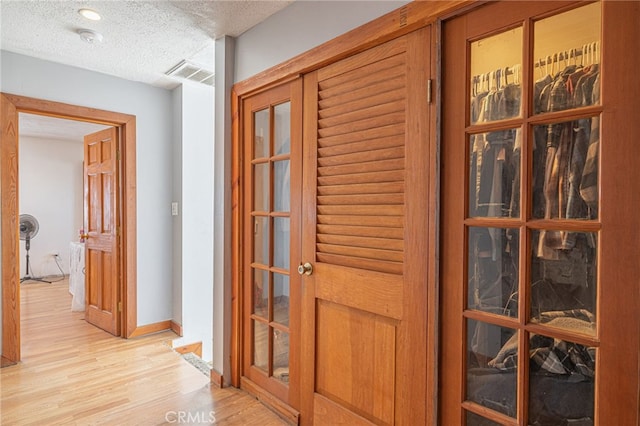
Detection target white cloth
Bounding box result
[69,242,85,311]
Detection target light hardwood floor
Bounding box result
[1,279,287,426]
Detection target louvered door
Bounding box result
[300,28,433,425]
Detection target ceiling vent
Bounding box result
[165,60,214,87]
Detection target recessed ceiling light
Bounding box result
[78,8,101,21]
[77,29,103,44]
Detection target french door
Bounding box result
[440,1,640,424]
[241,80,302,407]
[239,27,436,425]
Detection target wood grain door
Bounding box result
[440,1,640,424]
[300,28,433,425]
[84,127,120,336]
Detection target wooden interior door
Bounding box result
[241,80,302,411]
[440,1,640,424]
[300,27,433,425]
[84,127,120,336]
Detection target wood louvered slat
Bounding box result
[318,64,404,100]
[316,35,407,82]
[318,158,403,177]
[318,194,403,206]
[318,135,403,157]
[318,124,404,148]
[317,205,403,216]
[315,44,406,276]
[319,75,405,109]
[317,182,403,196]
[317,215,402,227]
[317,224,403,240]
[318,53,405,91]
[318,83,405,112]
[318,170,403,186]
[318,100,404,129]
[317,146,404,167]
[317,243,403,263]
[316,253,403,276]
[317,234,403,251]
[318,112,404,139]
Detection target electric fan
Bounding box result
[19,214,51,283]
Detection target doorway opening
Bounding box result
[19,113,109,284]
[1,93,138,366]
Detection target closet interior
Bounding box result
[464,2,602,424]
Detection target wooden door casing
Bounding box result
[84,127,120,336]
[2,94,137,366]
[0,94,20,365]
[301,27,433,426]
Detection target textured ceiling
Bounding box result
[0,0,293,90]
[1,0,293,140]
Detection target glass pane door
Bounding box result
[250,101,292,384]
[460,2,602,424]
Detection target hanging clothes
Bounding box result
[534,52,600,259]
[468,66,521,321]
[580,74,599,218]
[469,65,521,220]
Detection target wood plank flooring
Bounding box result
[0,280,287,425]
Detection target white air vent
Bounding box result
[165,60,214,87]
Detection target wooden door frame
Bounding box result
[229,0,472,417]
[230,0,471,390]
[1,93,137,366]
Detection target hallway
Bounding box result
[0,280,286,425]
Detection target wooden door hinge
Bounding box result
[427,79,433,104]
[118,301,122,312]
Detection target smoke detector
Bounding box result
[165,60,214,87]
[77,29,103,44]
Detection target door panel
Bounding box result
[314,264,402,320]
[84,127,119,336]
[301,27,432,425]
[316,300,396,425]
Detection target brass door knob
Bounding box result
[297,262,313,276]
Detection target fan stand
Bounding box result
[20,236,51,284]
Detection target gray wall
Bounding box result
[171,86,183,332]
[234,0,409,82]
[19,135,83,278]
[213,35,235,380]
[174,82,215,362]
[1,50,174,328]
